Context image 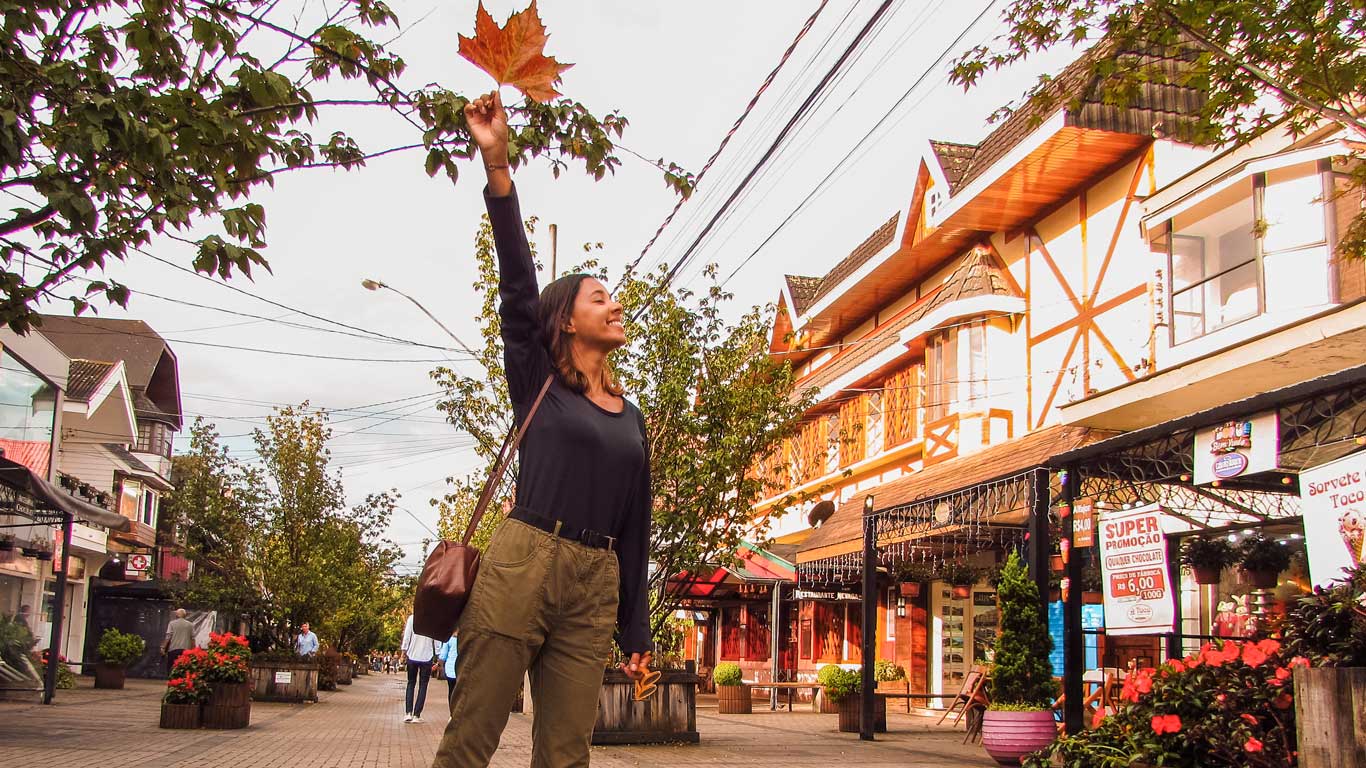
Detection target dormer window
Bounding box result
[926,320,987,422]
[136,421,173,458]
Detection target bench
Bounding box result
[743,681,825,711]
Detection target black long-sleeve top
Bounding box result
[484,185,654,655]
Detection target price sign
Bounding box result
[1097,503,1174,636]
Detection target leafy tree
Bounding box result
[0,0,691,331]
[950,0,1366,259]
[431,216,812,644]
[161,419,271,626]
[990,551,1056,709]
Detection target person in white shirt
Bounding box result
[401,614,439,723]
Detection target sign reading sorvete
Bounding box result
[1299,450,1366,588]
[1194,411,1279,485]
[1098,503,1174,636]
[274,671,293,684]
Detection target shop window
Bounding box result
[720,606,745,660]
[0,348,57,477]
[1169,163,1334,344]
[799,603,814,659]
[926,321,987,422]
[813,602,843,662]
[746,604,771,662]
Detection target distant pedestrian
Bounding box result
[295,622,320,657]
[437,631,459,710]
[161,608,196,675]
[401,614,439,723]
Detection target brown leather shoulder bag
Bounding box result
[412,376,552,639]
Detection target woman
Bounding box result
[438,631,459,708]
[432,90,653,768]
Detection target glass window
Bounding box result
[119,478,143,523]
[137,421,173,458]
[926,320,987,420]
[0,349,57,477]
[927,331,955,422]
[1263,165,1331,312]
[140,489,158,527]
[746,604,771,662]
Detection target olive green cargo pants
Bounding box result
[432,518,619,768]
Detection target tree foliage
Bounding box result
[431,215,812,645]
[990,551,1056,709]
[0,0,692,331]
[950,0,1366,259]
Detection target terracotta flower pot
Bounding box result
[981,709,1058,766]
[717,683,752,714]
[94,662,126,689]
[952,584,972,599]
[159,702,201,729]
[1192,565,1223,585]
[1245,569,1280,589]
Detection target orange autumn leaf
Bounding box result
[458,1,573,103]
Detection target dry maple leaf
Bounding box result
[458,1,573,103]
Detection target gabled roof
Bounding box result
[797,426,1112,563]
[65,360,118,403]
[810,212,900,306]
[797,246,1022,398]
[785,275,824,316]
[929,140,978,194]
[36,316,169,388]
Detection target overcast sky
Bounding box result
[26,0,1085,577]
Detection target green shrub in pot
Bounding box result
[712,662,743,687]
[97,628,146,668]
[874,659,905,682]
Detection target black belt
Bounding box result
[509,507,617,551]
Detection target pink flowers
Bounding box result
[1150,714,1182,734]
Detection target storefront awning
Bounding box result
[797,426,1111,563]
[668,541,797,598]
[0,457,131,531]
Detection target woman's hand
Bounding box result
[620,651,653,681]
[465,90,508,159]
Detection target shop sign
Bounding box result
[1097,503,1174,636]
[1194,412,1279,485]
[1073,498,1095,548]
[1299,450,1366,587]
[125,552,151,575]
[275,671,293,684]
[795,589,859,602]
[51,529,64,572]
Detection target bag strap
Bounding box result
[462,375,553,546]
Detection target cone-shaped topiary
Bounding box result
[989,551,1057,709]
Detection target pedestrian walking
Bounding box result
[437,631,459,711]
[402,614,439,723]
[161,608,196,676]
[295,622,320,657]
[431,90,654,768]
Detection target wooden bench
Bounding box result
[743,681,825,711]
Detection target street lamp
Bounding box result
[361,278,478,358]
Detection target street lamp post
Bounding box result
[361,279,478,358]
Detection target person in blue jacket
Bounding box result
[438,631,459,709]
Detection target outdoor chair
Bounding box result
[937,664,990,728]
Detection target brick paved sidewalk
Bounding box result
[0,673,994,767]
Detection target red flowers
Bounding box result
[1245,737,1264,752]
[1240,713,1258,726]
[1150,714,1182,734]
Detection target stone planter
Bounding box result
[980,709,1057,766]
[159,702,201,729]
[203,681,251,729]
[1294,666,1366,768]
[250,660,319,703]
[93,662,126,689]
[592,666,699,745]
[716,683,752,714]
[836,695,886,733]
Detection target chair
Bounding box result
[937,664,990,727]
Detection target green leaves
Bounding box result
[989,552,1057,709]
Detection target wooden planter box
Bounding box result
[717,684,752,714]
[203,681,251,729]
[1294,666,1366,768]
[836,695,886,734]
[338,658,353,685]
[592,667,699,745]
[250,660,319,703]
[94,662,126,689]
[818,688,840,714]
[877,679,910,713]
[160,702,201,729]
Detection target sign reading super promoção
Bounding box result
[1098,503,1174,636]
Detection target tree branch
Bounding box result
[0,205,56,236]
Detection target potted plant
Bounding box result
[197,632,252,729]
[874,659,909,712]
[942,562,979,599]
[1239,535,1291,589]
[94,628,145,689]
[980,552,1057,766]
[823,667,885,733]
[161,669,207,729]
[0,532,14,551]
[1180,537,1239,585]
[712,662,750,714]
[249,647,319,703]
[897,562,933,598]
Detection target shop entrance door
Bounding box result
[930,583,998,706]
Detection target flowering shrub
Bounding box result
[163,669,208,704]
[201,632,251,684]
[33,649,76,689]
[1024,639,1306,768]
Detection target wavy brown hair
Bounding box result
[537,273,624,396]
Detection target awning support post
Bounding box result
[860,495,876,741]
[43,510,73,705]
[1062,466,1084,734]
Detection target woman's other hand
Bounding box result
[466,90,508,159]
[619,651,653,681]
